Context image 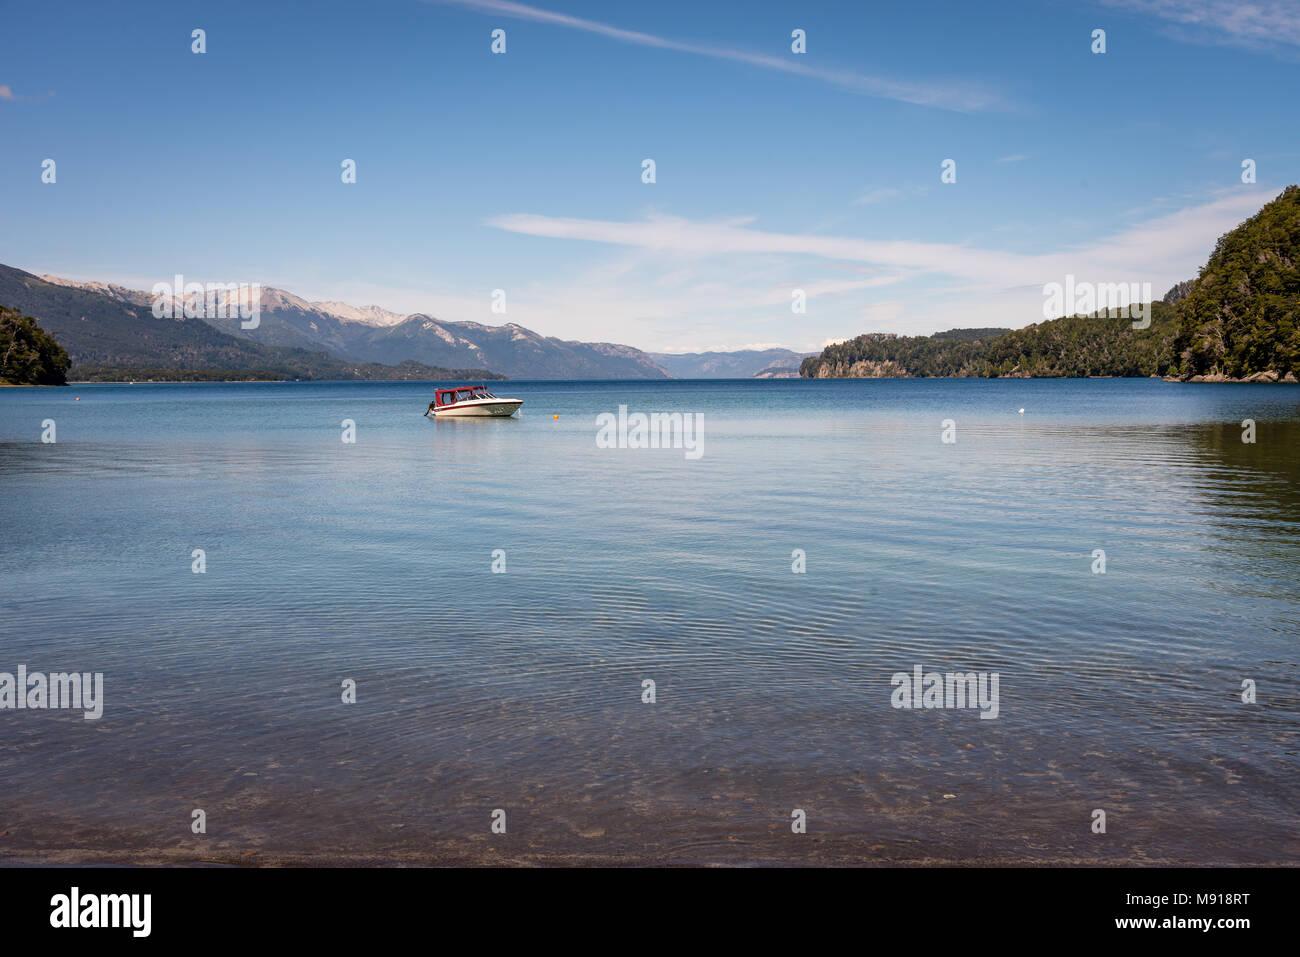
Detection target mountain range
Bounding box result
[0,265,501,382]
[1,264,805,381]
[649,349,812,378]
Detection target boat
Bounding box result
[425,384,523,418]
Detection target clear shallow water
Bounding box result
[1,378,1297,865]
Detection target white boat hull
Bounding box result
[432,398,523,417]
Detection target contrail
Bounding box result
[427,0,1006,112]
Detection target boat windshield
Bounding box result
[437,387,497,405]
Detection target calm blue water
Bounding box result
[1,378,1298,864]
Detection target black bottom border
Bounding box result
[1,865,1285,944]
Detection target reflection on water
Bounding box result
[0,379,1297,865]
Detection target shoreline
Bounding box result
[7,376,1299,387]
[1164,372,1299,384]
[796,374,1300,383]
[37,372,1300,385]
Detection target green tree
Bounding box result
[0,306,71,385]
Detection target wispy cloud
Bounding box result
[428,0,1006,111]
[481,189,1278,348]
[80,189,1263,352]
[996,154,1029,164]
[853,187,905,206]
[852,186,931,206]
[858,300,907,329]
[1101,0,1300,56]
[0,84,54,103]
[488,210,1039,284]
[102,192,1267,352]
[487,190,1270,287]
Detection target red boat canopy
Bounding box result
[434,385,492,406]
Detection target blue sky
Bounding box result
[2,0,1297,352]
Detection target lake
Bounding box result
[1,378,1297,865]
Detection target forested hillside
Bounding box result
[803,186,1299,382]
[801,307,1177,378]
[1170,185,1299,380]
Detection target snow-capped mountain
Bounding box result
[36,274,672,379]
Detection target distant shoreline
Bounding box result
[6,375,1299,388]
